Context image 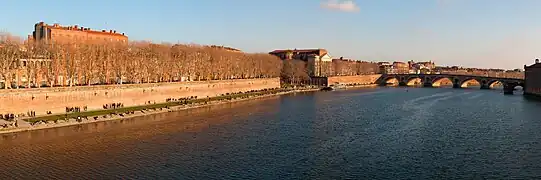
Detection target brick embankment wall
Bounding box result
[0,78,280,116]
[327,75,382,85]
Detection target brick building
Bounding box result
[269,49,332,77]
[525,59,541,98]
[378,62,393,74]
[32,22,128,45]
[408,60,436,74]
[392,61,410,74]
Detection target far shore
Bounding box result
[0,87,324,135]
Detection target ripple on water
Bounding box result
[0,88,541,179]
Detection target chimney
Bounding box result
[102,30,106,32]
[74,25,78,29]
[113,30,117,33]
[122,33,125,36]
[536,59,539,64]
[109,30,113,33]
[80,27,84,31]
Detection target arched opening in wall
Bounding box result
[513,85,524,94]
[406,77,422,86]
[384,77,399,86]
[460,79,481,88]
[432,77,453,88]
[488,80,504,90]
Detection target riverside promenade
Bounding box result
[0,78,280,117]
[0,74,383,134]
[0,87,321,134]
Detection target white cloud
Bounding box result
[321,0,360,13]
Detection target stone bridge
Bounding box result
[376,74,525,94]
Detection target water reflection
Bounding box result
[0,96,280,144]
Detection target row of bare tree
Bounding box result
[0,40,287,89]
[0,33,381,89]
[331,60,380,76]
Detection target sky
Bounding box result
[1,0,541,69]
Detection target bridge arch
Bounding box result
[487,80,504,89]
[406,76,423,86]
[383,77,399,86]
[502,81,526,95]
[432,77,454,87]
[459,78,482,88]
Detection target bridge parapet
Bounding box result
[439,71,524,79]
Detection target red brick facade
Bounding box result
[32,22,128,45]
[269,49,328,60]
[525,60,541,96]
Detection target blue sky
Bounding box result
[1,0,541,69]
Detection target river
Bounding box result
[1,87,541,179]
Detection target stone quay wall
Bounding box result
[0,78,280,116]
[327,75,382,85]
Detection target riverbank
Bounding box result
[0,78,280,118]
[343,83,378,89]
[0,88,319,134]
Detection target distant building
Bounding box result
[392,62,409,74]
[269,48,332,77]
[409,61,435,74]
[525,59,541,98]
[32,22,128,45]
[269,49,328,60]
[378,62,393,74]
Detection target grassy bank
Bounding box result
[22,87,310,123]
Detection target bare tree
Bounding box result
[0,38,22,89]
[2,33,286,89]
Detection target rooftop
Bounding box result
[36,22,127,37]
[269,48,327,56]
[526,60,541,68]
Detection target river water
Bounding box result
[1,87,541,179]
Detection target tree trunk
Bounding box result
[1,74,9,89]
[15,73,20,89]
[27,76,31,88]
